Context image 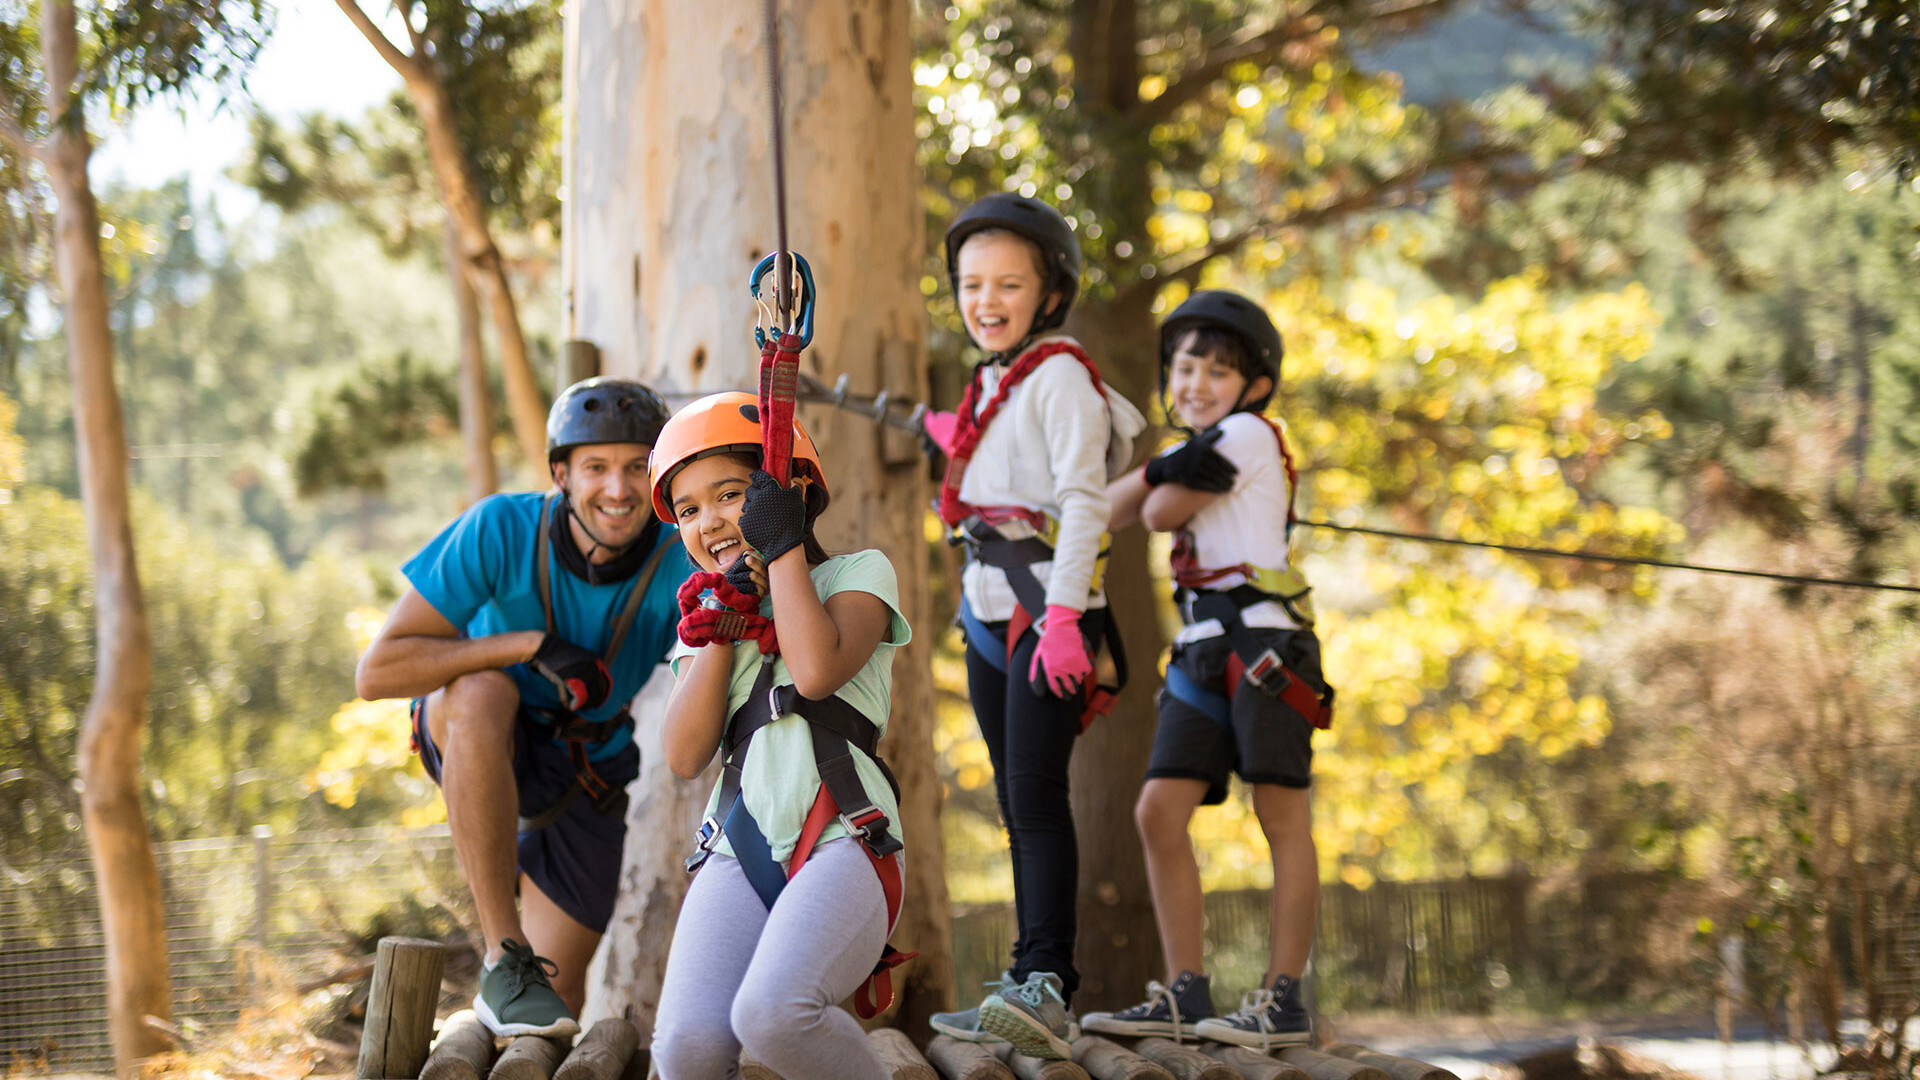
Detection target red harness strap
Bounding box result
[938,340,1109,528]
[759,332,803,486]
[787,786,917,1018]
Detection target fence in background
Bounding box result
[1,825,460,1073]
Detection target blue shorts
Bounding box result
[411,697,637,933]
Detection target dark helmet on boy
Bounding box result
[944,193,1083,336]
[1160,289,1284,412]
[547,377,672,466]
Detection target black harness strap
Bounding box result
[518,495,674,832]
[1186,587,1334,728]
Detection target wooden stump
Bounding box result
[619,1040,651,1080]
[357,936,446,1079]
[1132,1038,1238,1080]
[871,1028,939,1080]
[992,1042,1093,1080]
[927,1036,1017,1080]
[1073,1036,1175,1080]
[556,1020,642,1080]
[421,1011,498,1080]
[494,1035,573,1080]
[1321,1045,1459,1080]
[1275,1048,1389,1080]
[1203,1044,1314,1080]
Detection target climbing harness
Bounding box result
[518,492,675,831]
[938,339,1131,728]
[1160,418,1333,731]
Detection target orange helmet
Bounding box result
[648,391,830,521]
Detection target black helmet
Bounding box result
[547,377,671,465]
[1160,290,1284,411]
[944,193,1082,335]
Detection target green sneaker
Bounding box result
[978,971,1074,1061]
[474,938,580,1038]
[931,972,1010,1043]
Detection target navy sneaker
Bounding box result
[1194,973,1310,1049]
[978,971,1075,1061]
[1082,970,1214,1042]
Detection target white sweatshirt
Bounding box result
[957,335,1147,621]
[1168,411,1305,645]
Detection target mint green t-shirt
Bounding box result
[670,549,911,864]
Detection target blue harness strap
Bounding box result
[959,600,1009,674]
[724,798,790,909]
[1165,659,1233,730]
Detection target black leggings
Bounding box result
[964,610,1105,1002]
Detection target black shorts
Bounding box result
[1146,628,1328,805]
[411,697,637,933]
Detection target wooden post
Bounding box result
[421,1010,498,1080]
[556,1020,642,1080]
[992,1042,1092,1080]
[1073,1036,1175,1080]
[926,1036,1017,1080]
[1131,1039,1237,1080]
[494,1035,572,1080]
[357,936,446,1079]
[1320,1045,1458,1080]
[870,1028,939,1080]
[560,339,601,390]
[1203,1045,1313,1080]
[1274,1048,1389,1080]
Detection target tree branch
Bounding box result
[333,0,418,79]
[1135,0,1456,128]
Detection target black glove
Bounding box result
[1143,426,1238,493]
[739,469,809,563]
[530,634,612,711]
[724,552,761,597]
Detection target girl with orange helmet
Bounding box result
[647,392,912,1080]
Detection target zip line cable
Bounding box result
[1297,519,1920,595]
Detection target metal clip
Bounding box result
[749,252,817,350]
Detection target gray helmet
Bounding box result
[546,377,671,465]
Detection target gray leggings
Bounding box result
[653,839,891,1080]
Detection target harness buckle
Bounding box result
[1244,648,1293,696]
[686,815,722,872]
[839,807,891,846]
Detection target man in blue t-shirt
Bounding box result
[357,377,693,1038]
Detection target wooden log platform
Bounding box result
[555,1019,642,1080]
[1132,1038,1239,1080]
[741,1049,782,1080]
[928,1035,1018,1080]
[991,1041,1092,1080]
[1274,1047,1389,1080]
[421,1010,498,1080]
[872,1027,940,1080]
[1202,1044,1313,1080]
[493,1034,572,1080]
[1073,1036,1175,1080]
[358,936,446,1079]
[1321,1045,1459,1080]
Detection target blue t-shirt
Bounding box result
[403,492,695,759]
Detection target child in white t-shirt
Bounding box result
[1089,290,1334,1049]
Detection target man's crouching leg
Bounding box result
[425,670,581,1038]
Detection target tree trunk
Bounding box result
[1063,0,1167,1011]
[41,0,171,1070]
[449,222,499,505]
[566,0,953,1030]
[406,67,549,473]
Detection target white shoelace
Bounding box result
[1225,987,1281,1052]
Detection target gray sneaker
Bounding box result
[978,971,1074,1061]
[473,938,580,1038]
[931,972,1010,1043]
[1193,973,1310,1050]
[1082,971,1214,1041]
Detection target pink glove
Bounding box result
[921,410,959,456]
[1029,604,1092,698]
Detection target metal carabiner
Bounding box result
[750,251,816,350]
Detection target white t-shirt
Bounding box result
[1168,411,1305,646]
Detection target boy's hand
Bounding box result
[1144,426,1237,493]
[739,469,809,563]
[529,634,612,711]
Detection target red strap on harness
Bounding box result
[1002,606,1113,734]
[788,786,916,1018]
[1223,652,1332,730]
[676,572,780,654]
[760,333,803,486]
[938,341,1108,528]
